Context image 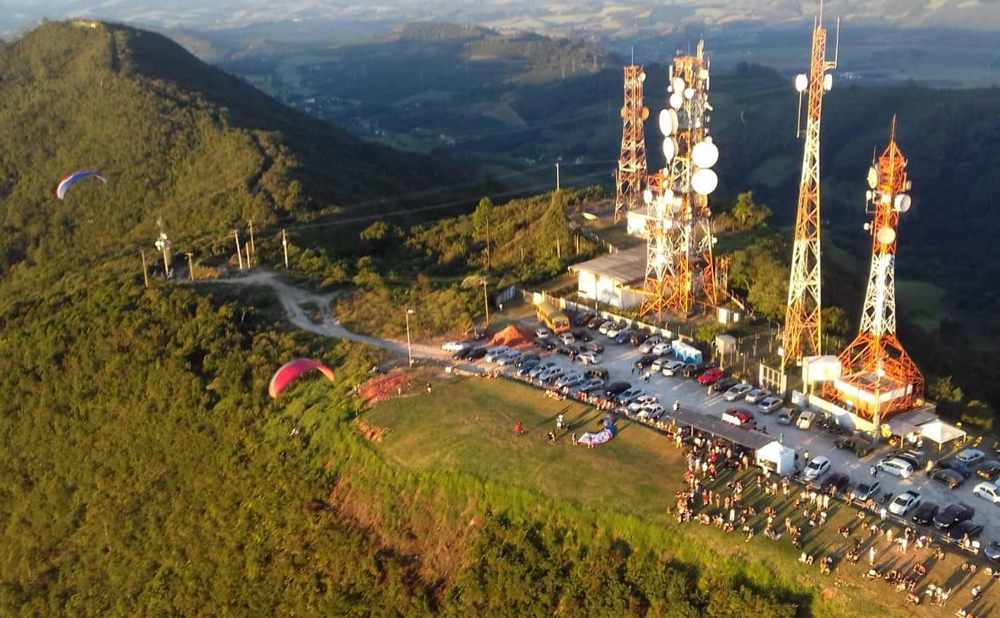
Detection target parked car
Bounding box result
[712,377,738,393]
[796,410,817,430]
[613,329,634,345]
[616,387,645,405]
[605,323,625,338]
[929,467,965,490]
[891,449,929,469]
[571,329,593,343]
[597,321,616,335]
[577,351,602,365]
[555,372,584,388]
[496,350,523,365]
[803,456,832,481]
[535,327,552,338]
[582,341,604,354]
[603,382,631,398]
[585,368,609,381]
[889,491,922,516]
[538,366,565,382]
[556,332,574,345]
[850,480,882,502]
[745,388,770,404]
[820,473,850,494]
[932,503,975,530]
[976,461,1000,481]
[948,520,984,544]
[516,361,540,376]
[636,404,665,421]
[652,341,673,356]
[956,449,986,465]
[573,312,595,327]
[911,502,940,526]
[535,337,557,351]
[453,347,474,360]
[835,435,876,457]
[650,356,674,373]
[724,383,752,401]
[467,347,488,360]
[985,541,1000,563]
[628,330,651,346]
[632,355,658,372]
[441,340,470,352]
[697,368,724,385]
[639,336,664,354]
[721,408,757,430]
[777,408,799,426]
[587,316,604,329]
[758,396,783,414]
[528,361,557,378]
[937,459,973,478]
[515,353,540,367]
[877,457,915,479]
[576,378,607,393]
[973,481,1000,505]
[684,363,716,379]
[661,360,686,377]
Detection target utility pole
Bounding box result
[247,220,256,268]
[485,213,491,269]
[555,162,561,192]
[482,279,490,327]
[155,230,172,279]
[405,308,416,366]
[186,252,194,281]
[234,229,244,271]
[140,250,149,288]
[282,229,289,268]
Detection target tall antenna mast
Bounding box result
[614,63,649,222]
[781,9,837,375]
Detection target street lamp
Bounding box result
[481,279,490,327]
[405,309,416,366]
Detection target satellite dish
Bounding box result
[662,137,677,162]
[795,74,808,92]
[877,226,896,246]
[824,73,833,91]
[639,71,646,82]
[620,106,628,119]
[641,106,650,120]
[669,92,684,110]
[692,141,720,168]
[895,194,912,213]
[672,77,686,93]
[867,166,878,189]
[691,169,718,195]
[684,87,695,100]
[658,109,678,136]
[865,190,873,202]
[643,189,653,205]
[663,189,675,202]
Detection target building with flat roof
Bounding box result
[568,246,647,309]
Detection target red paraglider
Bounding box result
[269,358,335,398]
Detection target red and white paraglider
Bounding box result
[56,170,107,200]
[269,358,335,398]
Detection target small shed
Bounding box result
[715,333,736,355]
[756,441,796,476]
[672,339,703,363]
[918,419,967,451]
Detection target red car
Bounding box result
[697,368,724,385]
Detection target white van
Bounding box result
[877,457,915,479]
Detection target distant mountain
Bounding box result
[0,20,464,273]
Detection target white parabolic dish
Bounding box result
[691,169,718,195]
[692,141,719,168]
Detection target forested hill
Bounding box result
[0,20,461,275]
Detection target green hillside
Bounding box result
[0,20,465,275]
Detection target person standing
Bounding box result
[556,413,564,430]
[804,450,810,463]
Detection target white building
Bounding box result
[568,246,647,309]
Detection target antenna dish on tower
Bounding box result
[877,226,896,245]
[672,77,686,93]
[669,93,684,110]
[894,194,912,213]
[692,141,719,168]
[658,109,678,136]
[824,73,833,91]
[662,137,677,162]
[691,169,718,195]
[684,87,695,100]
[795,74,808,92]
[867,166,878,189]
[643,189,653,205]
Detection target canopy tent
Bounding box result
[756,441,796,476]
[918,419,966,450]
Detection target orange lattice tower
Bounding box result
[640,40,720,320]
[781,6,838,374]
[827,119,923,425]
[614,64,649,222]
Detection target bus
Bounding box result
[536,301,571,334]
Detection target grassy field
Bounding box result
[364,376,1000,617]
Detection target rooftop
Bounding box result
[569,246,647,286]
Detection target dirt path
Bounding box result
[201,270,453,362]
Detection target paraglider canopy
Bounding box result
[269,358,335,398]
[56,170,107,200]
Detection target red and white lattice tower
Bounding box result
[781,7,838,374]
[614,65,649,222]
[640,40,720,319]
[826,119,923,425]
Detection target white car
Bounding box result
[577,351,602,365]
[559,332,575,345]
[877,457,914,479]
[484,346,510,362]
[605,324,624,338]
[724,384,752,401]
[576,378,606,393]
[796,410,817,429]
[661,359,686,376]
[956,449,986,465]
[889,491,922,516]
[758,396,783,414]
[973,482,1000,505]
[538,366,565,382]
[636,404,665,421]
[803,456,831,480]
[597,321,615,335]
[652,341,673,356]
[745,388,770,404]
[535,327,552,338]
[650,356,673,372]
[528,361,556,378]
[441,340,470,352]
[639,336,663,354]
[555,372,584,388]
[496,350,523,366]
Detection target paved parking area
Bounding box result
[467,318,1000,549]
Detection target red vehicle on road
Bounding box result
[697,368,724,385]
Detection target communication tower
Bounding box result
[640,40,720,319]
[826,119,923,426]
[614,64,649,222]
[781,6,838,374]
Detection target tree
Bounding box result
[730,192,771,230]
[473,197,494,268]
[821,305,850,338]
[539,191,571,258]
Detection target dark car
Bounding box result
[820,473,850,494]
[614,329,634,345]
[891,449,929,469]
[976,460,1000,481]
[535,337,557,351]
[985,541,1000,563]
[587,316,605,329]
[629,330,651,346]
[632,354,658,371]
[604,382,631,398]
[582,341,604,354]
[585,368,609,381]
[713,377,739,393]
[835,435,876,458]
[515,353,540,367]
[555,345,578,356]
[571,329,593,343]
[516,360,540,376]
[937,459,973,478]
[933,503,975,530]
[467,347,488,359]
[573,312,595,327]
[453,347,474,360]
[948,520,984,544]
[850,481,881,502]
[929,467,965,489]
[682,362,716,378]
[911,502,940,526]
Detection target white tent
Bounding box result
[918,420,966,450]
[756,441,796,476]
